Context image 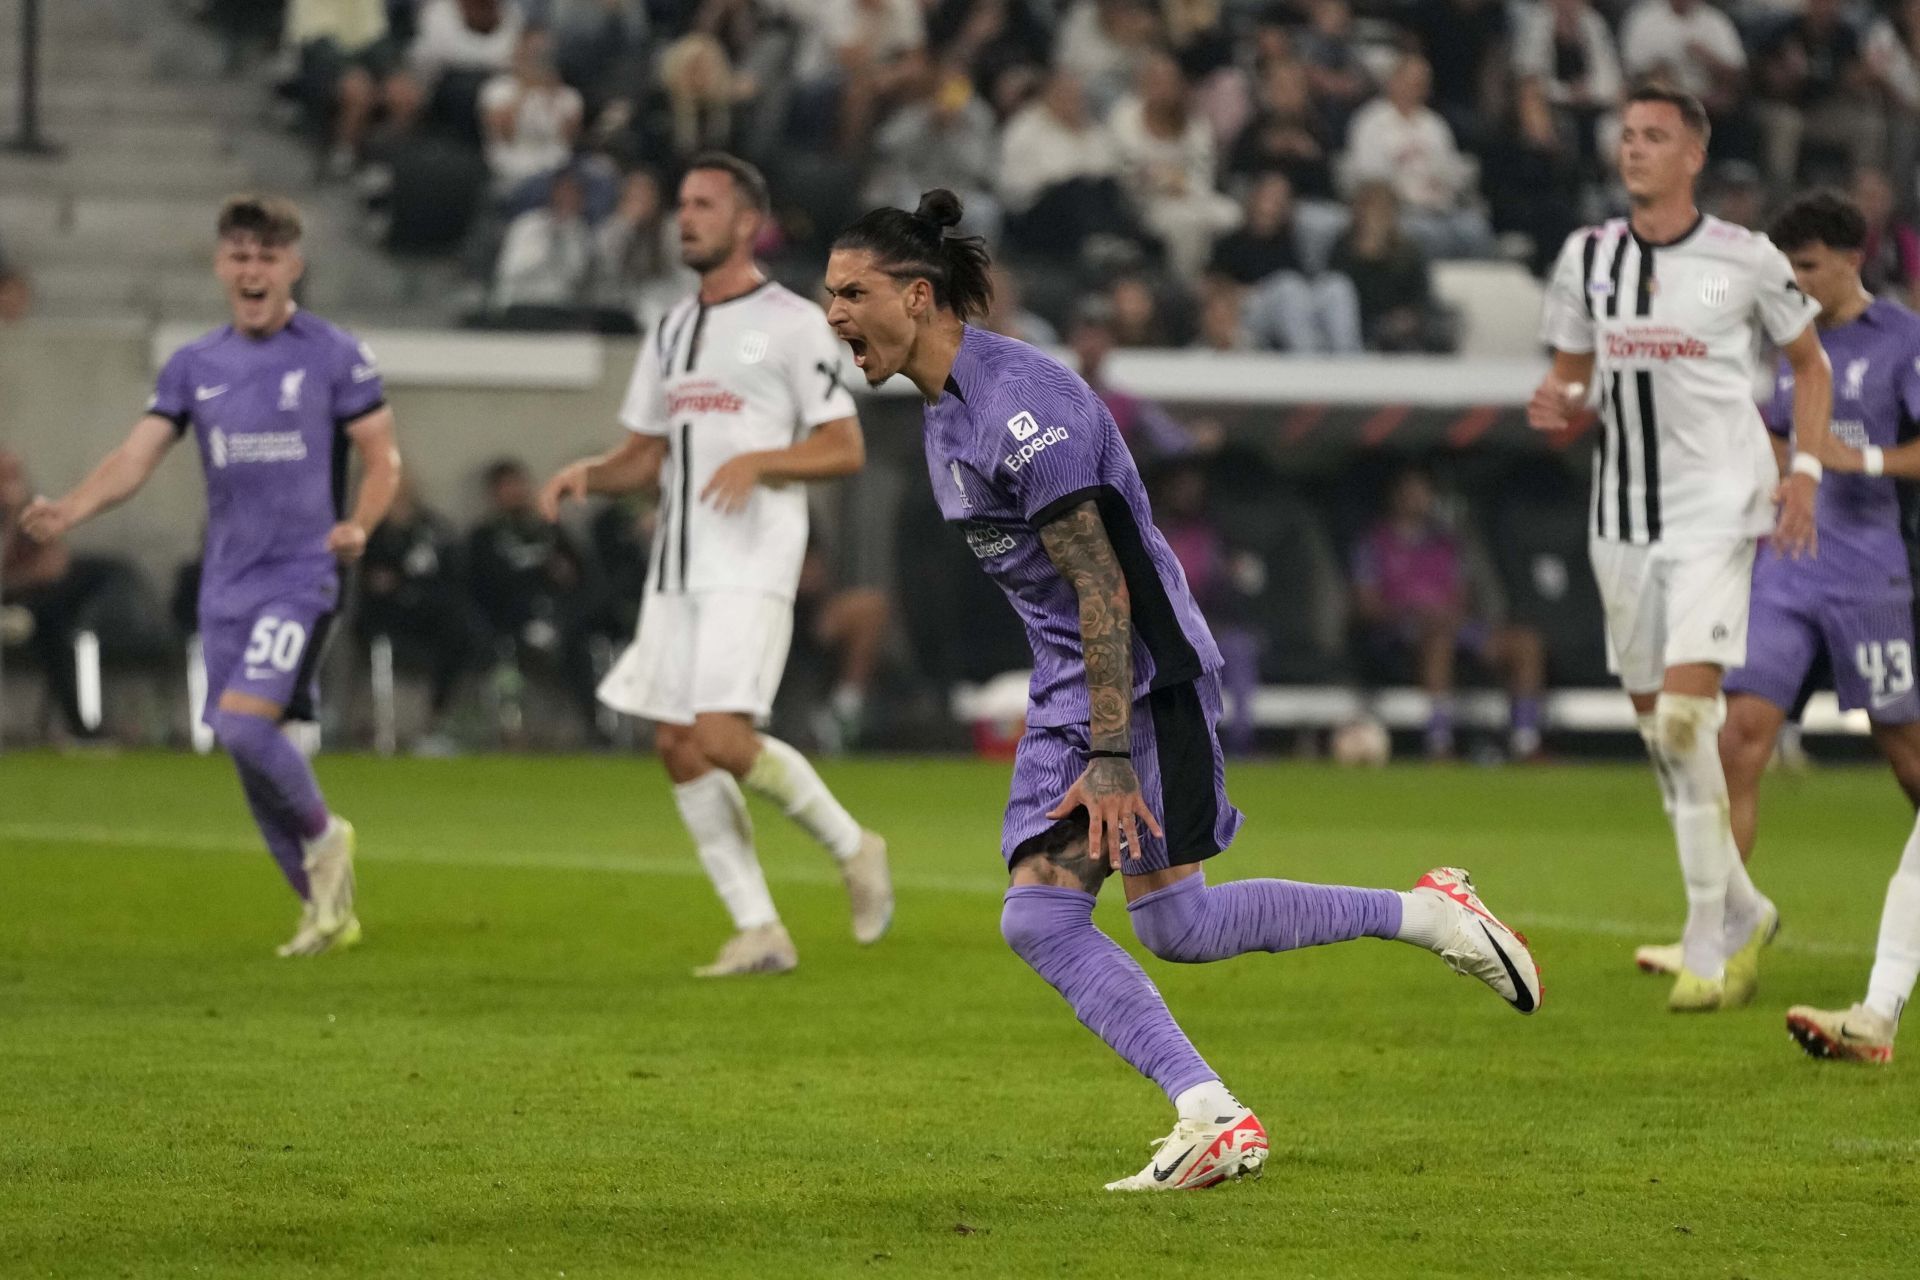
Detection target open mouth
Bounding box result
[846,336,869,369]
[238,286,269,303]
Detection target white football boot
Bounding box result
[693,923,798,977]
[276,900,363,957]
[1412,867,1542,1014]
[302,817,358,936]
[842,830,894,945]
[1105,1108,1269,1192]
[1634,942,1683,976]
[1787,1003,1896,1064]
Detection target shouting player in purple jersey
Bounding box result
[1670,190,1920,1063]
[20,196,400,957]
[822,190,1543,1193]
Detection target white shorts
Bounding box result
[597,590,794,726]
[1589,536,1757,695]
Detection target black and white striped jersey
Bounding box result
[619,280,858,599]
[1541,214,1819,547]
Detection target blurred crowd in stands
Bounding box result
[176,0,1920,349]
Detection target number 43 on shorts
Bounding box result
[1856,639,1915,705]
[245,616,308,672]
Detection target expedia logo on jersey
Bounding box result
[1604,327,1709,363]
[667,380,746,415]
[1004,410,1067,473]
[963,520,1018,559]
[208,427,308,468]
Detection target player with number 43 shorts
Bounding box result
[1706,191,1920,1062]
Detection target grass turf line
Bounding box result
[2,752,1916,1278]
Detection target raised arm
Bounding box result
[18,415,178,544]
[1037,498,1164,871]
[326,406,403,563]
[539,433,669,521]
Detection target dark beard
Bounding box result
[682,244,730,273]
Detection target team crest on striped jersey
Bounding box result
[1699,275,1730,306]
[736,330,769,364]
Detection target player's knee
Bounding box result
[692,715,755,772]
[1654,693,1721,762]
[1130,904,1204,963]
[209,708,275,758]
[1718,701,1769,756]
[999,895,1047,959]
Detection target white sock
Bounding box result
[1865,816,1920,1025]
[673,771,777,930]
[1654,694,1736,979]
[1173,1079,1241,1122]
[1637,712,1675,818]
[743,735,863,861]
[1721,853,1766,950]
[1394,889,1452,949]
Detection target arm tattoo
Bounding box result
[1040,499,1134,761]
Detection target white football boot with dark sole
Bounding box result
[1412,867,1542,1014]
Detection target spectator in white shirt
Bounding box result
[1512,0,1622,163]
[288,0,403,177]
[792,0,928,153]
[1109,51,1242,280]
[389,0,525,138]
[494,166,594,311]
[998,69,1149,259]
[479,29,584,196]
[1619,0,1747,103]
[1619,0,1761,165]
[1344,54,1493,260]
[1055,0,1161,115]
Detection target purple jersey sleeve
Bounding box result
[149,347,194,434]
[990,361,1115,527]
[1899,347,1920,423]
[1763,360,1793,437]
[332,331,386,424]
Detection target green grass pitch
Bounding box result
[3,751,1917,1277]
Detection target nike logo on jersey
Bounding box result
[196,385,229,401]
[1152,1147,1197,1182]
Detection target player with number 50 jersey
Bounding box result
[17,195,402,957]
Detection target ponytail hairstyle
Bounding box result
[833,189,994,322]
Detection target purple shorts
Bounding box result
[1002,672,1245,874]
[200,600,335,725]
[1725,589,1920,723]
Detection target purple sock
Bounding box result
[237,764,312,899]
[1127,871,1401,963]
[211,710,329,840]
[1001,886,1218,1102]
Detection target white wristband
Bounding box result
[1790,453,1823,482]
[1864,446,1886,478]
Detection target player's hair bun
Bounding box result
[914,189,965,232]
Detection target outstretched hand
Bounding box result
[1047,757,1164,872]
[17,496,73,544]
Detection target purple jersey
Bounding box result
[149,310,385,622]
[922,327,1220,727]
[1760,298,1920,601]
